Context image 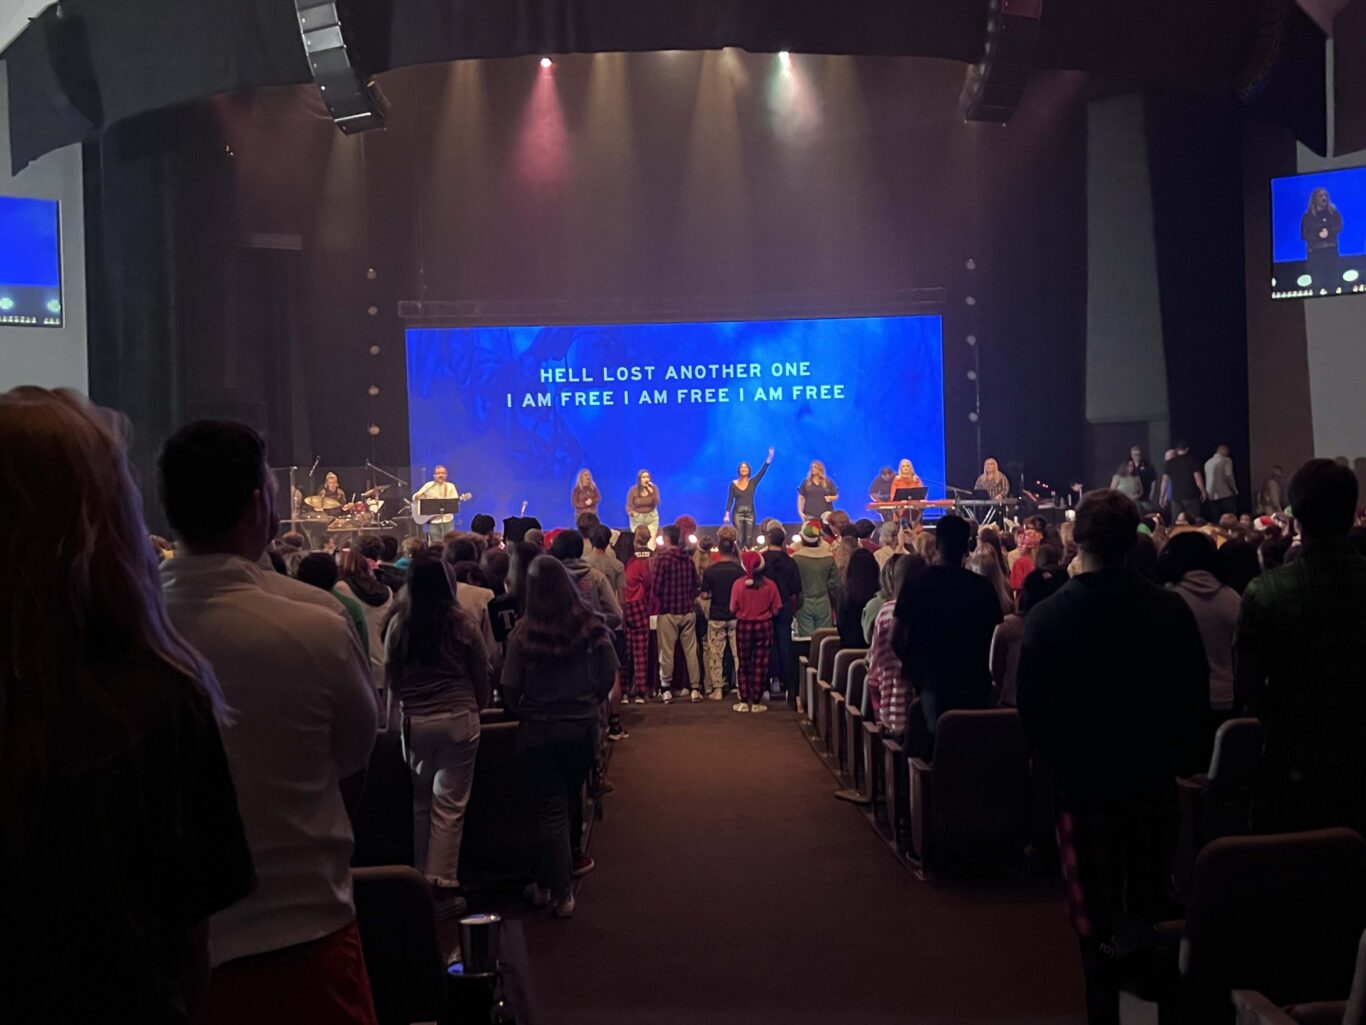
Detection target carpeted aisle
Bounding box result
[519,701,1086,1025]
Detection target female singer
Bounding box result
[723,447,774,549]
[891,458,925,527]
[626,469,660,538]
[571,469,600,519]
[1301,187,1343,291]
[796,460,839,522]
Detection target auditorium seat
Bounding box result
[352,727,416,868]
[812,635,842,753]
[842,661,871,795]
[828,648,867,779]
[798,627,837,730]
[1132,829,1366,1023]
[882,733,910,853]
[1174,717,1266,899]
[908,708,1031,874]
[352,866,448,1025]
[1232,928,1366,1025]
[459,718,541,886]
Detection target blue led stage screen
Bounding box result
[405,315,945,525]
[0,196,62,327]
[1270,165,1366,299]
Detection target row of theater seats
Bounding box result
[795,629,1366,1024]
[347,708,587,1024]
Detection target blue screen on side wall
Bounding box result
[406,315,945,525]
[1269,166,1366,299]
[0,196,62,327]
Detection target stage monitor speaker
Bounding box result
[960,0,1044,124]
[293,0,387,134]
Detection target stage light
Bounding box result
[1297,274,1313,287]
[791,533,801,544]
[965,257,977,270]
[367,423,381,436]
[1065,509,1077,522]
[966,334,977,346]
[368,345,381,355]
[0,297,12,311]
[540,57,553,69]
[688,534,698,545]
[367,305,378,316]
[968,412,980,423]
[366,267,377,280]
[967,370,978,381]
[1344,269,1361,283]
[778,51,792,68]
[965,295,977,306]
[46,299,60,313]
[367,385,380,396]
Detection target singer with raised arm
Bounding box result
[723,447,773,549]
[413,464,462,538]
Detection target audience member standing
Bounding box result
[1130,445,1157,508]
[793,522,839,634]
[701,537,746,700]
[866,554,925,725]
[503,558,619,918]
[1160,531,1242,758]
[653,524,702,702]
[763,525,803,699]
[1236,459,1366,838]
[622,526,659,703]
[550,529,623,631]
[1016,490,1207,1025]
[862,552,903,643]
[730,551,783,712]
[1257,464,1286,515]
[296,552,371,656]
[838,548,881,649]
[157,420,379,1025]
[0,388,254,1025]
[891,515,1002,757]
[1204,444,1239,519]
[384,556,491,918]
[1162,441,1205,524]
[585,524,626,603]
[335,548,393,688]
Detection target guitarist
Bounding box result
[413,464,463,538]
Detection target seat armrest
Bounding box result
[910,757,932,775]
[1176,774,1209,793]
[909,757,932,863]
[1231,990,1300,1025]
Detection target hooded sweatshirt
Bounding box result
[1171,569,1241,709]
[561,557,623,631]
[792,541,838,621]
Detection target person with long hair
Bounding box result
[969,547,1016,618]
[335,547,394,687]
[0,388,254,1024]
[724,446,774,549]
[863,552,903,643]
[729,550,783,712]
[502,558,620,918]
[622,525,659,703]
[384,555,491,917]
[891,458,925,526]
[571,468,601,519]
[866,553,926,723]
[1301,187,1343,292]
[488,541,542,651]
[1110,459,1144,503]
[838,548,882,649]
[797,459,840,522]
[974,457,1011,502]
[626,469,661,538]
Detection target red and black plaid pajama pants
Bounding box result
[735,618,773,704]
[623,602,653,697]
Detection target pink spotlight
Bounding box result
[539,57,553,69]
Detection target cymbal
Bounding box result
[361,484,390,497]
[305,495,343,511]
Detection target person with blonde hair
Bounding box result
[969,548,1016,618]
[797,459,840,522]
[571,468,601,519]
[335,547,394,688]
[0,388,253,1023]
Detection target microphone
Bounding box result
[309,455,320,476]
[519,500,528,516]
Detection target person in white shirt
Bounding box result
[414,464,460,538]
[1204,444,1239,519]
[157,420,379,1025]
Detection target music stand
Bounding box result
[893,486,928,501]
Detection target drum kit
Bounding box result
[286,482,400,545]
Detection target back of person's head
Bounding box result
[523,527,545,549]
[845,548,881,606]
[278,531,308,553]
[1034,542,1062,569]
[1127,534,1159,581]
[717,537,739,560]
[515,554,610,663]
[767,525,788,548]
[575,511,600,535]
[828,509,852,533]
[877,553,902,599]
[935,514,972,565]
[443,537,478,565]
[1287,459,1358,540]
[1158,531,1218,584]
[358,536,384,563]
[839,524,858,540]
[1215,537,1260,594]
[878,521,899,546]
[1174,439,1189,453]
[396,559,471,666]
[589,524,612,551]
[337,548,373,580]
[854,518,876,540]
[1261,534,1293,571]
[1074,490,1140,567]
[968,548,1013,613]
[1019,565,1067,616]
[895,552,927,594]
[507,541,544,602]
[158,419,271,553]
[661,524,681,548]
[380,534,400,562]
[1,388,223,838]
[550,529,586,561]
[717,524,738,545]
[296,552,339,590]
[673,515,697,541]
[632,524,653,551]
[470,513,496,537]
[480,548,510,594]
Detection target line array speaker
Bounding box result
[960,0,1044,124]
[293,0,388,134]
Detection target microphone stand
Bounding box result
[365,460,408,488]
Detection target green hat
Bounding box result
[800,521,822,545]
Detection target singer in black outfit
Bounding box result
[724,447,774,549]
[1301,187,1344,292]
